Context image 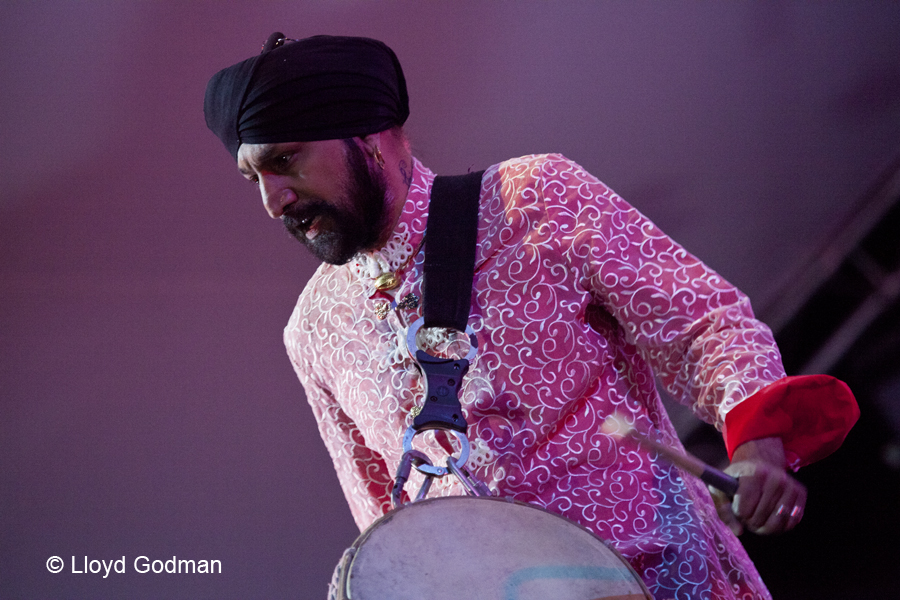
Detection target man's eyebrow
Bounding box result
[238,145,286,174]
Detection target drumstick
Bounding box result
[601,412,740,498]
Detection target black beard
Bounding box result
[282,140,387,265]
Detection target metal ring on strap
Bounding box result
[401,426,470,476]
[405,316,478,363]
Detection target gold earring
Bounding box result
[373,147,385,170]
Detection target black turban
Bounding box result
[204,34,409,160]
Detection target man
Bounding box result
[205,34,858,599]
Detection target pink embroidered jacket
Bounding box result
[286,154,783,599]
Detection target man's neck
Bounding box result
[375,143,414,248]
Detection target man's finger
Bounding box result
[709,485,743,536]
[745,467,788,530]
[749,477,807,534]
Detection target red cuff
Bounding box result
[723,375,859,470]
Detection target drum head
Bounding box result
[337,495,651,600]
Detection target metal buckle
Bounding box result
[403,316,478,472]
[389,316,486,505]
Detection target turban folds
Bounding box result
[204,34,409,160]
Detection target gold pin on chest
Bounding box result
[374,272,400,291]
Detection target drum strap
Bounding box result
[408,171,484,436]
[395,170,491,506]
[423,170,485,331]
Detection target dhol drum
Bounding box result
[332,495,652,600]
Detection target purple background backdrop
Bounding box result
[3,2,899,598]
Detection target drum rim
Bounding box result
[337,495,653,600]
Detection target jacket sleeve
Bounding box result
[538,155,858,467]
[539,155,784,426]
[284,306,394,531]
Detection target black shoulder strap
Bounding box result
[423,170,485,331]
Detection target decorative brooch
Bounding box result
[374,293,419,320]
[374,272,400,291]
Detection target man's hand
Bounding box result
[710,437,807,536]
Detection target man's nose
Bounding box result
[259,176,296,218]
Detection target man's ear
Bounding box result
[357,132,382,158]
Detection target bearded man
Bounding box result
[204,33,858,599]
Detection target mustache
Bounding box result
[282,200,332,236]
